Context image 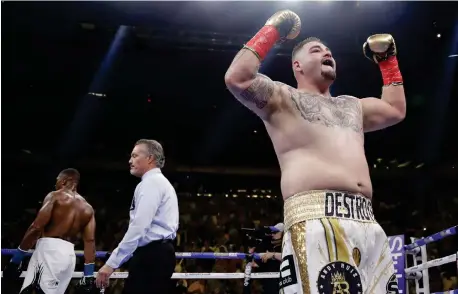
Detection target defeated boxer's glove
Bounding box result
[76,276,98,293]
[3,248,27,280]
[76,263,97,293]
[363,34,403,86]
[245,10,301,61]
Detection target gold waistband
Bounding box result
[283,190,376,232]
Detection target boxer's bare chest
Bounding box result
[286,87,363,134]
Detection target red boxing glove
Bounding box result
[379,55,403,86]
[245,26,281,61]
[244,10,301,61]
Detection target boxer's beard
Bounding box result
[322,70,336,81]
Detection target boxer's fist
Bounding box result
[265,10,301,40]
[76,276,98,293]
[3,261,22,280]
[363,34,397,63]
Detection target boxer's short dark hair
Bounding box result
[136,139,165,168]
[59,168,80,184]
[292,37,326,59]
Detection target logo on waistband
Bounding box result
[324,192,375,221]
[352,248,361,267]
[317,261,362,294]
[386,274,399,294]
[278,255,298,289]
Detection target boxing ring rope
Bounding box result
[2,226,457,294]
[404,226,457,252]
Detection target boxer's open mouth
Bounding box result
[322,59,334,68]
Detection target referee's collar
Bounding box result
[142,168,161,180]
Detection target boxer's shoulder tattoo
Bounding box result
[288,89,363,133]
[239,73,276,109]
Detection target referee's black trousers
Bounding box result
[122,239,175,294]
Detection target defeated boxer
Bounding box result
[225,10,405,294]
[3,168,97,294]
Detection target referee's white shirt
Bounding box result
[106,168,179,269]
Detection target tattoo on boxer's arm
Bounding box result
[239,73,275,109]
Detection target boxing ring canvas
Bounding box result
[2,226,457,294]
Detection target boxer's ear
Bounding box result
[293,60,302,73]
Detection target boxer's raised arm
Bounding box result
[82,213,96,265]
[225,55,282,119]
[361,34,406,132]
[19,193,55,250]
[224,10,301,120]
[361,88,406,132]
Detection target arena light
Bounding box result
[88,92,107,97]
[397,161,411,168]
[436,33,441,38]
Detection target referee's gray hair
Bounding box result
[135,139,165,168]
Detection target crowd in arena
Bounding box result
[1,169,457,293]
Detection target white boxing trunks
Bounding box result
[280,191,399,294]
[20,238,76,294]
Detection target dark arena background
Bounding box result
[1,1,458,294]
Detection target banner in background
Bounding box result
[388,235,406,294]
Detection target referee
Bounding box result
[96,139,179,294]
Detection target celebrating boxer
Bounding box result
[225,10,405,294]
[3,168,97,294]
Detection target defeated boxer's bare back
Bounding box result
[40,191,94,242]
[18,187,95,251]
